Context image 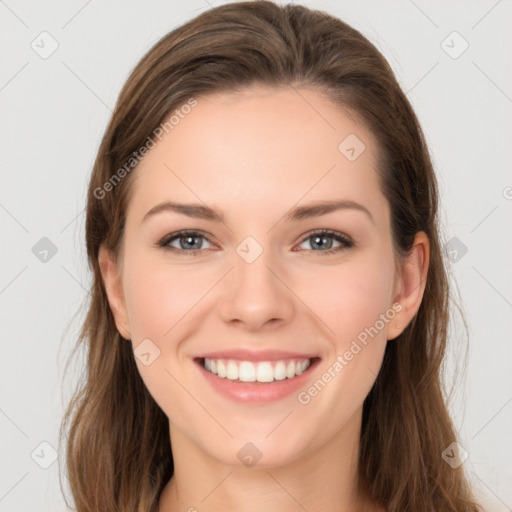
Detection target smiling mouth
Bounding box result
[195,357,320,383]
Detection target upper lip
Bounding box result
[195,349,319,362]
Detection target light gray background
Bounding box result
[1,1,511,510]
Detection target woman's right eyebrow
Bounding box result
[141,199,374,226]
[283,200,375,225]
[142,201,224,224]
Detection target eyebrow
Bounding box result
[142,199,374,225]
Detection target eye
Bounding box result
[157,230,214,255]
[157,228,354,257]
[295,229,353,255]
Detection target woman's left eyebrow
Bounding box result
[141,199,374,225]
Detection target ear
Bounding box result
[387,231,430,341]
[98,244,131,340]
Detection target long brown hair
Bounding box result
[60,1,483,510]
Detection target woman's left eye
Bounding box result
[157,229,353,256]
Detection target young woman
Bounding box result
[61,2,483,510]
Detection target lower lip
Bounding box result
[195,358,320,404]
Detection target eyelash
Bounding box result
[157,229,354,257]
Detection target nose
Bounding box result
[218,246,295,332]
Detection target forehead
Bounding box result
[126,85,387,227]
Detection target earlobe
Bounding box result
[388,231,430,340]
[98,244,131,340]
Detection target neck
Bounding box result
[159,406,379,512]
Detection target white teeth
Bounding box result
[203,357,312,382]
[239,361,256,382]
[217,360,226,378]
[274,361,287,381]
[226,360,238,380]
[256,362,273,383]
[296,359,310,375]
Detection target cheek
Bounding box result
[120,254,216,419]
[292,259,395,425]
[122,256,216,342]
[295,253,396,348]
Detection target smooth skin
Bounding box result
[99,85,429,512]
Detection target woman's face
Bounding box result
[101,85,420,468]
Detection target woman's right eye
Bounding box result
[158,230,214,256]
